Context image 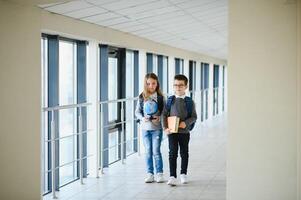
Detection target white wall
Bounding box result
[297,0,301,200]
[228,0,298,199]
[0,1,41,199]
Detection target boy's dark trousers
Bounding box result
[168,133,190,178]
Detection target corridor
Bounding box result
[44,115,227,200]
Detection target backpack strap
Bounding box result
[138,93,144,117]
[184,96,193,118]
[166,95,175,116]
[157,95,164,113]
[184,96,195,130]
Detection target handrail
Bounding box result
[44,129,93,143]
[44,154,94,173]
[42,102,91,112]
[42,102,91,198]
[96,90,214,105]
[98,97,138,105]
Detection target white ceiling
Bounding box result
[39,0,228,59]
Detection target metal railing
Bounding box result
[96,97,139,177]
[42,102,91,199]
[43,89,227,199]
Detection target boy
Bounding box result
[162,74,197,186]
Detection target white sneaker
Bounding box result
[167,176,177,186]
[180,174,188,184]
[156,173,164,183]
[144,173,154,183]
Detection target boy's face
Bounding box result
[173,79,187,96]
[146,78,157,93]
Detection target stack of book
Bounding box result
[167,116,180,133]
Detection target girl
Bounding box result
[135,73,165,183]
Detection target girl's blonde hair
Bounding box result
[141,73,163,99]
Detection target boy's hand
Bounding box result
[164,128,171,134]
[151,116,160,122]
[143,117,150,122]
[179,122,186,129]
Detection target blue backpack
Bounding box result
[166,95,195,131]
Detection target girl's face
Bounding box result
[146,78,158,94]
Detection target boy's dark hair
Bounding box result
[174,74,188,85]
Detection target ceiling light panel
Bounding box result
[96,17,131,26]
[110,21,142,28]
[85,0,121,6]
[118,24,150,32]
[81,12,121,23]
[137,10,185,24]
[189,3,227,15]
[64,6,107,18]
[100,0,157,11]
[44,0,92,14]
[127,6,180,20]
[115,0,170,15]
[175,0,215,9]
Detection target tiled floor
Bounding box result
[44,115,227,200]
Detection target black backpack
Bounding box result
[166,95,195,131]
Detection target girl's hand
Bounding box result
[164,128,171,134]
[179,122,186,128]
[151,116,160,122]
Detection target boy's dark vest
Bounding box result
[166,95,195,131]
[137,93,164,123]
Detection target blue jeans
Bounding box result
[142,129,163,174]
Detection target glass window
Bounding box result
[195,63,201,116]
[125,50,134,155]
[42,36,88,194]
[41,37,49,193]
[60,164,77,186]
[162,56,168,94]
[196,63,201,91]
[108,57,118,122]
[189,61,196,96]
[59,41,77,137]
[213,65,219,116]
[58,40,78,187]
[222,66,225,112]
[59,41,76,105]
[201,63,210,120]
[180,59,184,74]
[59,136,77,186]
[153,54,158,75]
[109,130,119,163]
[175,58,183,75]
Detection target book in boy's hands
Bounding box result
[167,116,180,133]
